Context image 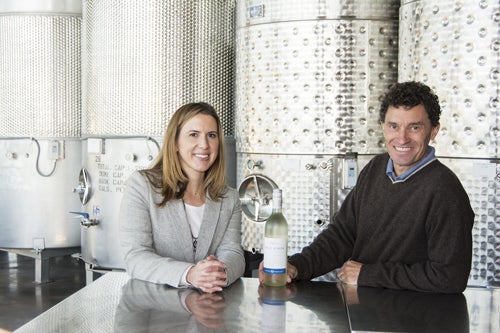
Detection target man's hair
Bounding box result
[379,81,441,127]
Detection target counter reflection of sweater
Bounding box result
[289,153,474,293]
[350,286,469,332]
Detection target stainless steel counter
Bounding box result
[344,284,499,333]
[14,272,499,332]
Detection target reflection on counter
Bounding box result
[114,276,349,333]
[344,284,499,333]
[114,278,244,332]
[16,272,498,333]
[258,284,297,332]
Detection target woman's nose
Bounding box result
[198,136,209,148]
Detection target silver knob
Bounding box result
[247,159,263,170]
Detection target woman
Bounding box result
[120,102,244,293]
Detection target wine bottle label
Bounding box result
[263,237,287,274]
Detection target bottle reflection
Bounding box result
[258,284,297,333]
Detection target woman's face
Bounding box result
[176,113,219,179]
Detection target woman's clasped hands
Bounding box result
[187,255,228,293]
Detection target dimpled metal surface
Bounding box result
[399,0,499,287]
[82,0,235,137]
[235,0,399,256]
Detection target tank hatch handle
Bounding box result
[74,167,92,205]
[238,174,278,222]
[69,211,100,228]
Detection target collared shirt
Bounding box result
[386,146,437,183]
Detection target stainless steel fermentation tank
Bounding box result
[1,0,496,289]
[78,0,237,281]
[0,0,82,283]
[236,0,499,287]
[399,0,499,286]
[235,0,400,277]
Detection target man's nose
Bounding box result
[396,128,410,141]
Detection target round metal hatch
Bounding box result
[238,174,278,222]
[74,167,92,205]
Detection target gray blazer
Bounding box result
[119,170,245,288]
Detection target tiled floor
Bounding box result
[0,250,86,332]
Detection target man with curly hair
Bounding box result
[261,81,474,293]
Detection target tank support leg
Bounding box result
[34,257,50,283]
[0,247,81,284]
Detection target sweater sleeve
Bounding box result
[288,186,358,281]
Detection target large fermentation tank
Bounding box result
[0,0,82,260]
[235,0,400,265]
[78,0,236,278]
[399,0,499,287]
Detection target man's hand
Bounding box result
[337,283,359,305]
[258,261,297,284]
[337,259,362,285]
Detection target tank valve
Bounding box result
[319,161,332,170]
[315,219,325,226]
[69,211,100,228]
[6,152,17,159]
[305,163,316,170]
[251,247,261,254]
[125,152,137,162]
[247,159,263,170]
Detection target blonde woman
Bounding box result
[120,102,244,293]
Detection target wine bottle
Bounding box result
[263,188,288,287]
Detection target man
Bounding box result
[260,81,474,293]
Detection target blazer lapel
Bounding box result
[170,199,196,261]
[194,198,221,262]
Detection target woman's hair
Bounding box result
[379,81,441,127]
[144,102,227,206]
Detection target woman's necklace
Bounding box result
[182,198,201,255]
[192,236,198,254]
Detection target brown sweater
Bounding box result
[289,153,474,293]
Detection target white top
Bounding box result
[184,203,205,238]
[179,203,205,287]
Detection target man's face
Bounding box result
[381,104,439,176]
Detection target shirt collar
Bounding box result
[386,146,436,183]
